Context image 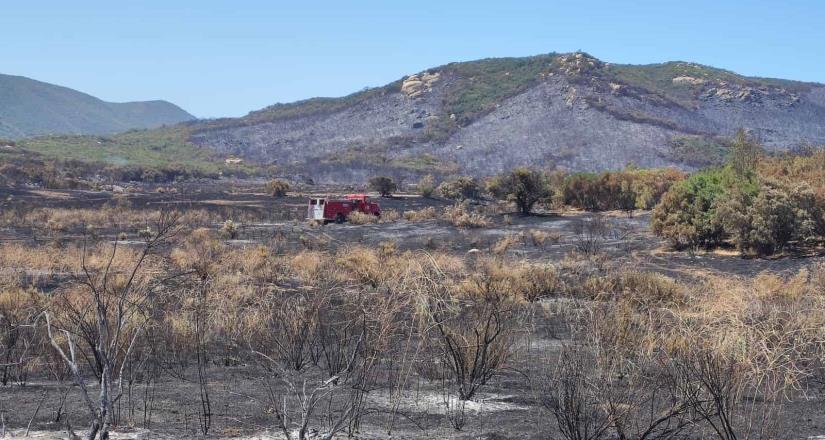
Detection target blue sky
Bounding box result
[3,0,823,118]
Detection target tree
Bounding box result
[651,170,728,250]
[487,167,551,215]
[368,176,397,197]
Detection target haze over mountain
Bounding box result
[15,52,825,182]
[0,73,195,140]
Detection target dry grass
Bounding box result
[0,243,74,272]
[613,270,688,307]
[1,202,823,439]
[457,258,561,303]
[348,211,380,225]
[492,234,520,255]
[522,228,561,248]
[403,206,438,221]
[380,208,401,222]
[0,204,266,233]
[442,203,490,228]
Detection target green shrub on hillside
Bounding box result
[443,54,557,127]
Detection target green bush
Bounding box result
[650,160,825,256]
[651,168,738,249]
[368,176,397,197]
[437,176,482,201]
[655,127,825,256]
[487,168,551,215]
[715,180,823,255]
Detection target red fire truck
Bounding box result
[307,194,381,224]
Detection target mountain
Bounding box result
[184,52,825,182]
[0,73,195,139]
[16,53,825,182]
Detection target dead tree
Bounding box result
[193,279,212,436]
[42,210,180,440]
[669,348,742,440]
[434,303,510,400]
[254,319,366,440]
[251,281,398,440]
[0,289,38,386]
[418,255,516,401]
[573,214,608,256]
[543,346,612,440]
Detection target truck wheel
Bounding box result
[335,214,346,224]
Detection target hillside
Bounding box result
[0,73,195,139]
[16,53,825,182]
[185,52,825,182]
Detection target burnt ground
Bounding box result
[2,183,822,280]
[1,183,825,439]
[2,332,825,440]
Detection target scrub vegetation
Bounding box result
[1,129,824,439]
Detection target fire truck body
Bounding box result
[307,194,381,223]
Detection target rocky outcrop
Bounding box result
[401,72,440,98]
[556,53,603,76]
[672,76,706,86]
[700,82,800,107]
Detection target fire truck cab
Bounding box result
[307,194,381,224]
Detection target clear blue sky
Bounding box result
[4,0,823,118]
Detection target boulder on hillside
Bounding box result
[672,76,706,86]
[401,72,440,98]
